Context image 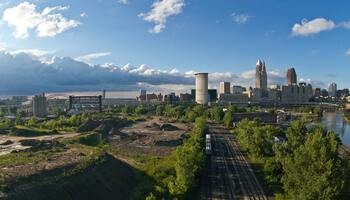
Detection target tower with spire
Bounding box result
[255,60,268,90]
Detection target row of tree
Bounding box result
[234,119,350,199]
[145,114,207,199]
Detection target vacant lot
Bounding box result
[109,117,191,156]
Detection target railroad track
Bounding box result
[225,134,267,200]
[198,125,267,200]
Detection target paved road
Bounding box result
[198,125,267,200]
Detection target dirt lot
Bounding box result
[0,133,79,156]
[109,117,191,156]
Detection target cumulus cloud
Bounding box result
[231,13,252,24]
[2,2,80,38]
[0,50,324,95]
[75,52,112,63]
[9,48,55,63]
[241,70,255,79]
[139,0,185,33]
[291,18,336,37]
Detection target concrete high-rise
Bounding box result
[195,73,209,105]
[219,82,231,94]
[32,93,47,118]
[256,60,267,90]
[328,82,337,97]
[287,68,297,85]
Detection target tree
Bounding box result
[26,116,37,127]
[169,117,206,197]
[135,105,147,115]
[281,129,346,200]
[122,105,133,114]
[210,106,224,122]
[284,120,308,154]
[156,105,165,116]
[223,110,233,128]
[186,111,197,122]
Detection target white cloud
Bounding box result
[10,49,54,62]
[241,70,255,79]
[231,13,252,24]
[2,2,80,38]
[345,49,350,56]
[0,48,326,94]
[80,12,87,18]
[75,52,112,63]
[139,0,185,33]
[10,49,54,57]
[291,18,335,37]
[118,0,129,4]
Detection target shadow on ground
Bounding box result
[3,154,152,200]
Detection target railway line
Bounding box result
[198,125,268,200]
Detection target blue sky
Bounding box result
[0,0,349,94]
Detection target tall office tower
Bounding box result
[102,90,106,99]
[219,82,231,94]
[328,82,337,97]
[287,68,297,85]
[256,60,268,90]
[140,89,147,96]
[195,73,209,105]
[32,93,47,118]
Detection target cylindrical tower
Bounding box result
[195,73,209,105]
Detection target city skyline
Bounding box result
[0,0,349,94]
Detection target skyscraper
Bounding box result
[256,60,267,90]
[219,82,231,94]
[328,82,337,97]
[287,68,297,85]
[32,93,47,118]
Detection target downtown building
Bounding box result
[32,93,48,118]
[281,68,312,105]
[251,60,275,104]
[328,82,337,97]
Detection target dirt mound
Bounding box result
[155,139,183,147]
[18,139,65,151]
[108,128,128,139]
[0,140,13,145]
[77,119,100,132]
[160,123,179,131]
[79,118,131,133]
[145,122,161,130]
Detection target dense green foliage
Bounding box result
[280,129,346,199]
[233,119,350,199]
[292,106,324,117]
[142,116,207,199]
[169,117,206,197]
[235,120,282,159]
[41,114,88,130]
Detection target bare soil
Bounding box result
[0,133,79,156]
[110,117,191,156]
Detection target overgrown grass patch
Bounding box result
[10,125,59,137]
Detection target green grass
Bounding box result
[10,125,59,137]
[64,132,105,147]
[0,149,60,167]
